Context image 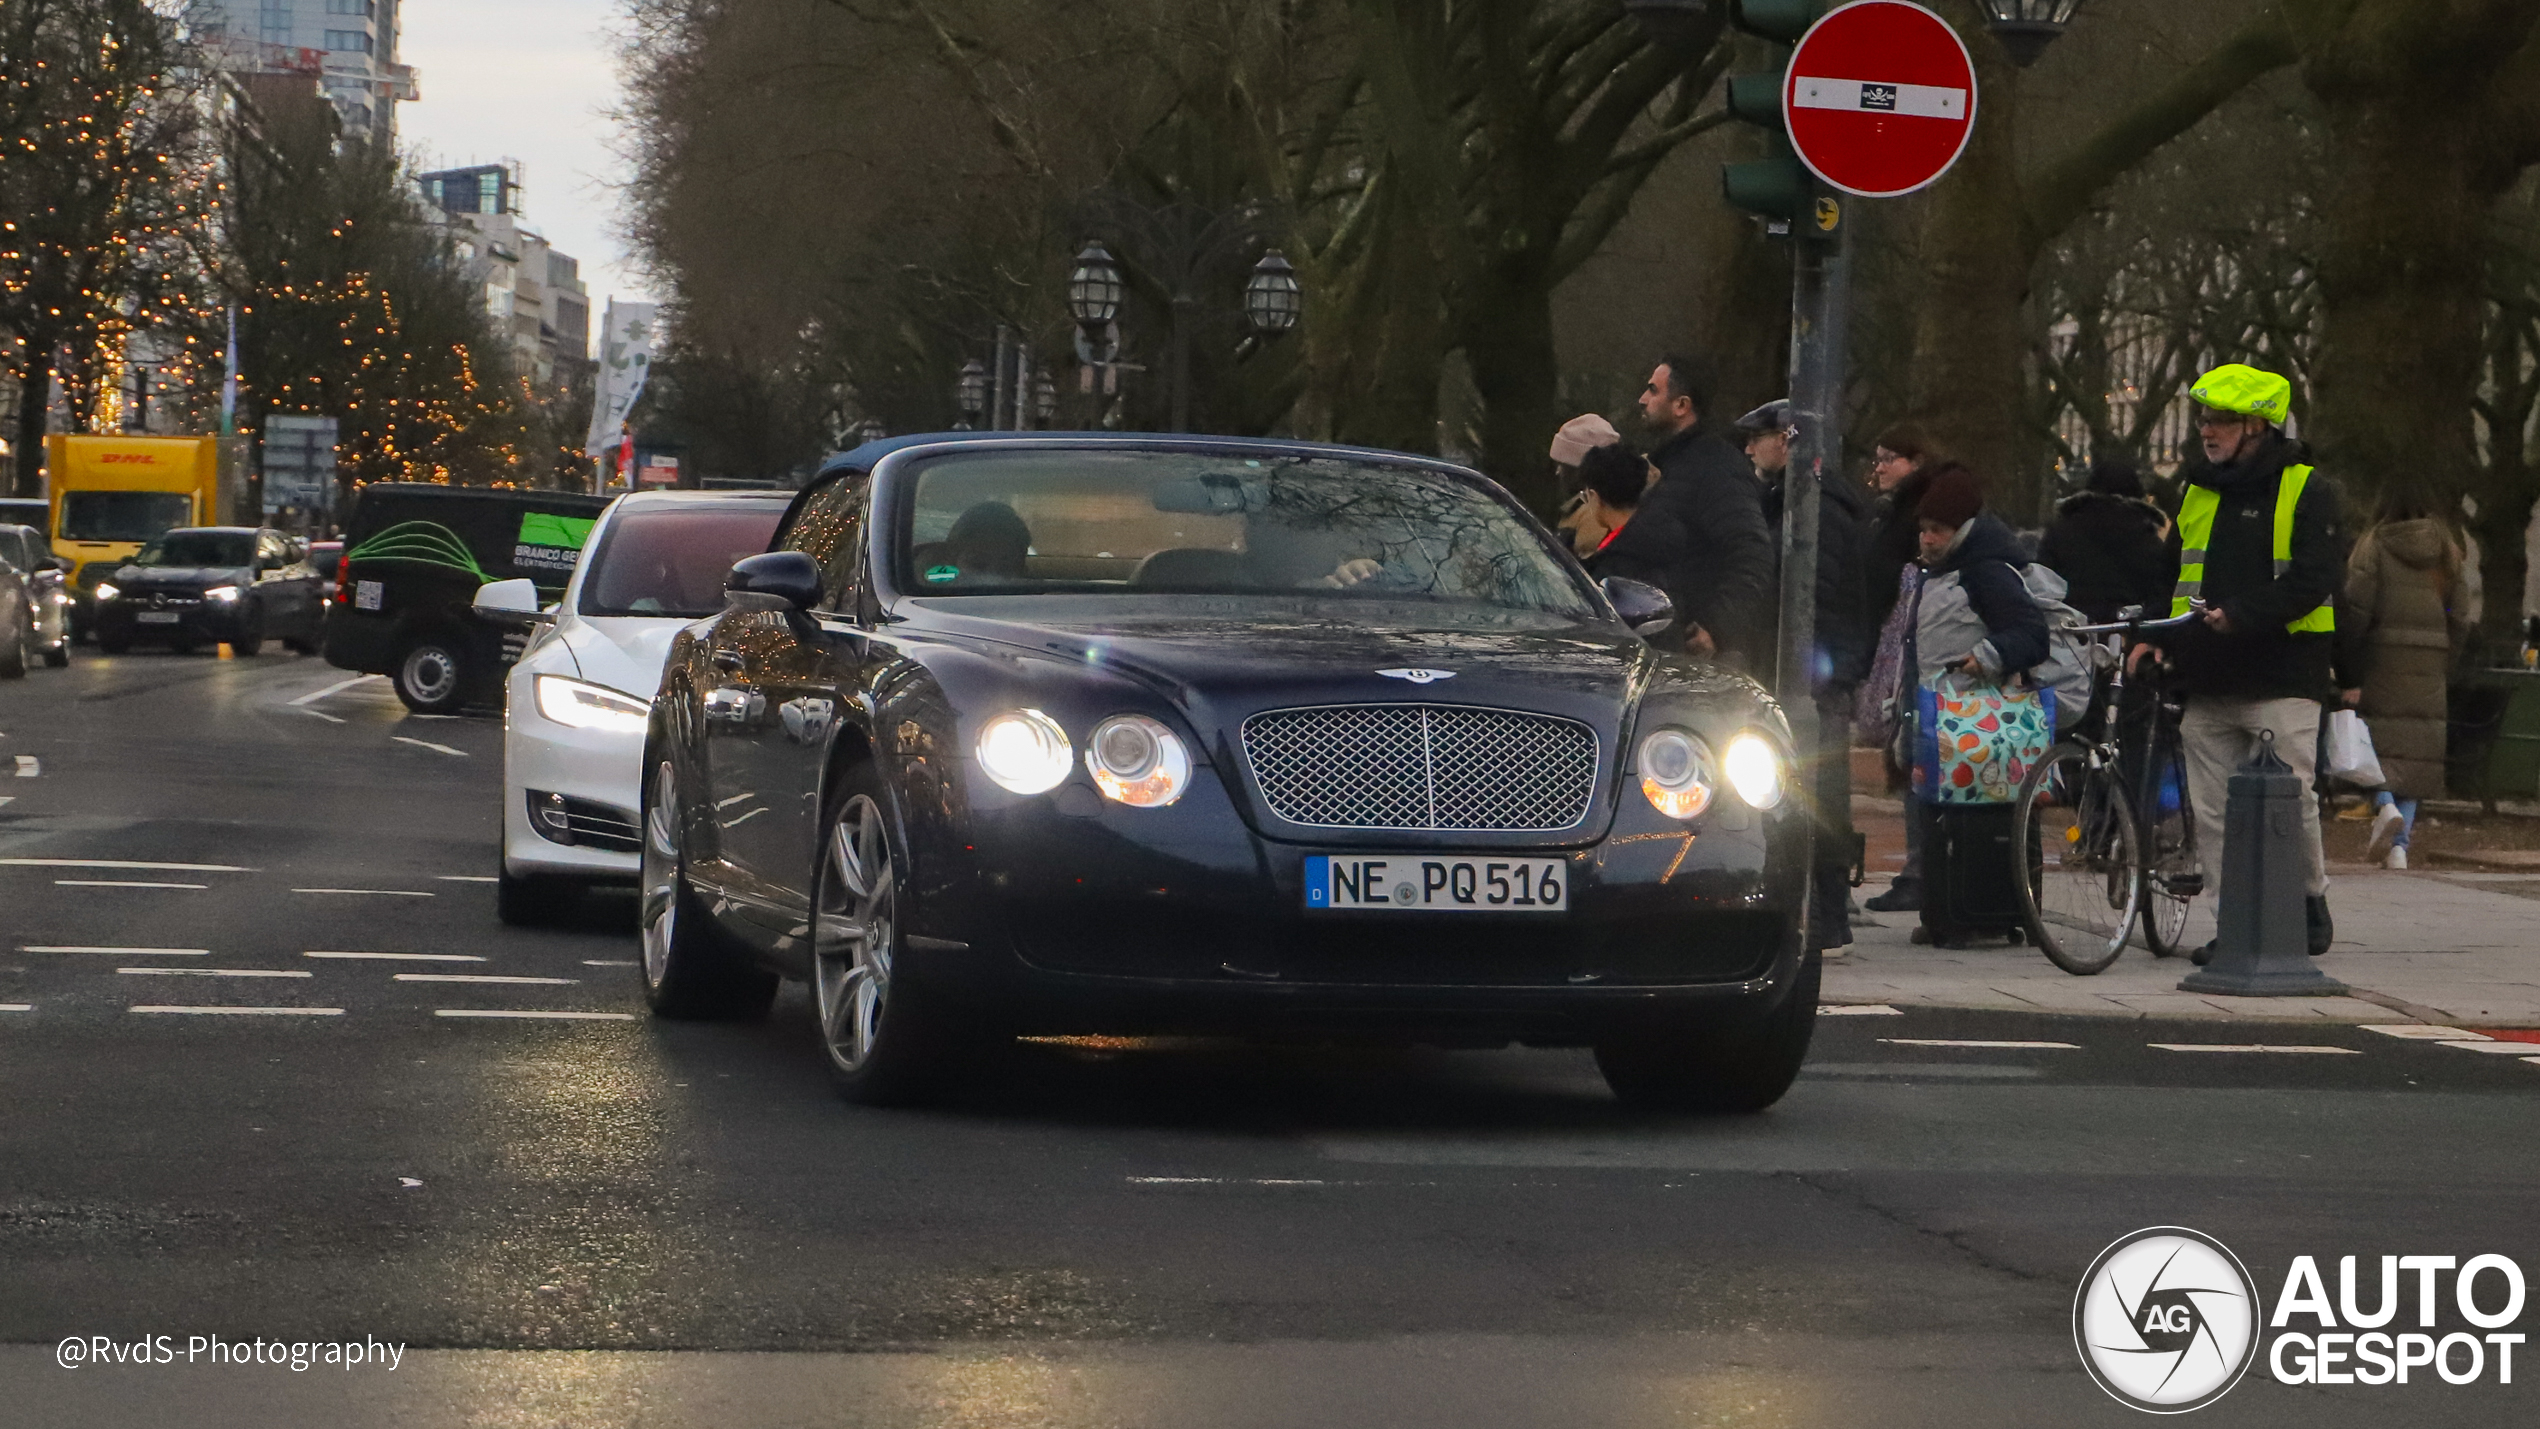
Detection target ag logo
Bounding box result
[2074,1227,2260,1413]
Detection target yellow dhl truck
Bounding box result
[44,435,245,632]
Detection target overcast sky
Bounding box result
[396,0,653,311]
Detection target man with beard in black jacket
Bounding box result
[1739,398,1871,953]
[1635,354,1776,670]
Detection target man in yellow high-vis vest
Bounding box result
[2156,364,2346,962]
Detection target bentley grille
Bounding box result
[1240,704,1598,831]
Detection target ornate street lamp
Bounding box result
[956,359,989,422]
[1032,371,1057,426]
[857,418,885,444]
[1067,243,1124,333]
[1243,250,1303,336]
[1978,0,2086,66]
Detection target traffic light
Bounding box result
[1720,0,1823,228]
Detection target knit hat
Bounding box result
[1549,413,1621,467]
[2086,456,2143,498]
[1918,463,1984,529]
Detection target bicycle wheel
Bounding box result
[2138,729,2198,959]
[2012,742,2141,975]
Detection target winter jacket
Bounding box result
[2346,519,2473,799]
[1641,423,1776,668]
[2036,491,2172,625]
[1583,504,1695,653]
[2154,434,2346,702]
[1861,463,1937,634]
[1914,512,2051,684]
[1760,464,1872,694]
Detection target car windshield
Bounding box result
[60,491,192,543]
[130,530,254,567]
[896,451,1592,616]
[578,502,787,617]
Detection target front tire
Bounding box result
[2012,743,2140,975]
[639,756,777,1019]
[394,635,469,714]
[1595,952,1819,1114]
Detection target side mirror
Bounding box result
[1601,576,1676,639]
[41,556,67,574]
[727,551,822,612]
[472,577,550,626]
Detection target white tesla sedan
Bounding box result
[474,489,791,924]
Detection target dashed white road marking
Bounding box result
[289,674,378,706]
[304,950,485,963]
[2362,1025,2487,1040]
[1,858,251,872]
[435,875,499,883]
[0,796,14,809]
[292,888,433,897]
[582,959,638,967]
[118,967,312,979]
[394,974,577,985]
[2149,1043,2363,1055]
[1881,1039,2080,1049]
[2434,1040,2540,1055]
[432,1009,637,1021]
[391,736,468,757]
[22,946,209,956]
[298,708,346,724]
[1818,1004,1903,1016]
[57,879,207,890]
[0,1004,30,1012]
[131,1006,345,1016]
[12,755,37,778]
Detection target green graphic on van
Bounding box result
[346,521,489,580]
[512,511,596,576]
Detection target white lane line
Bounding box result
[0,1004,29,1012]
[57,879,207,890]
[298,708,346,724]
[435,875,499,883]
[391,736,468,757]
[432,1009,637,1021]
[22,946,209,956]
[292,888,433,897]
[13,755,37,778]
[1880,1038,2081,1049]
[1,858,252,872]
[131,1005,345,1016]
[0,795,14,809]
[394,974,577,985]
[119,967,312,979]
[2362,1025,2488,1040]
[305,950,486,963]
[1126,1176,1348,1187]
[2149,1043,2363,1055]
[289,674,378,705]
[1819,1004,1903,1017]
[2525,1057,2540,1068]
[2434,1040,2540,1055]
[582,959,637,967]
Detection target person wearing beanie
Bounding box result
[1550,413,1621,469]
[1550,413,1626,556]
[2036,453,2174,624]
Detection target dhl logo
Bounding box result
[97,453,163,464]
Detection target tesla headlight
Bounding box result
[534,674,652,734]
[1085,714,1190,808]
[203,584,241,603]
[94,582,119,602]
[1637,728,1715,820]
[1723,731,1784,810]
[976,709,1072,795]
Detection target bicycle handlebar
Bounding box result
[2072,601,2206,638]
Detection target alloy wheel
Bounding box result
[641,760,681,988]
[813,794,895,1073]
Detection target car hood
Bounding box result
[558,614,688,703]
[114,565,250,591]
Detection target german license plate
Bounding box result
[1304,855,1567,912]
[136,611,180,624]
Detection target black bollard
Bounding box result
[2179,730,2348,996]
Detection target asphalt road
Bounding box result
[2,648,2535,1427]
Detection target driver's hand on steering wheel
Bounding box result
[1314,558,1384,589]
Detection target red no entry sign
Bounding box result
[1785,0,1979,198]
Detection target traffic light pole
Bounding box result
[1775,212,1850,952]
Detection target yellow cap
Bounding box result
[2188,364,2292,423]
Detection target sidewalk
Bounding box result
[1825,793,2540,1025]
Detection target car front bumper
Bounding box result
[502,673,645,881]
[91,599,252,644]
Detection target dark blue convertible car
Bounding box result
[640,435,1813,1110]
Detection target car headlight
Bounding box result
[1085,714,1190,808]
[94,582,119,602]
[1637,728,1715,820]
[975,709,1072,795]
[534,674,652,734]
[1723,731,1784,810]
[203,584,241,603]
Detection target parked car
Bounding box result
[0,524,70,672]
[90,526,326,656]
[475,489,792,924]
[638,435,1811,1111]
[323,484,610,714]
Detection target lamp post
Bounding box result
[1072,201,1300,432]
[1242,251,1303,339]
[1977,0,2086,66]
[1032,371,1057,427]
[857,418,885,445]
[955,359,988,430]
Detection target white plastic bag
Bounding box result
[2324,709,2385,787]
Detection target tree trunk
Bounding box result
[10,363,50,500]
[1463,255,1562,512]
[1906,40,2031,512]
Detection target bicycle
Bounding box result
[2011,605,2203,974]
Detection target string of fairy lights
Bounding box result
[1,5,579,493]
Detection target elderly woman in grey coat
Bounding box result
[2341,491,2478,868]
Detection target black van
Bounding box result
[323,483,611,713]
